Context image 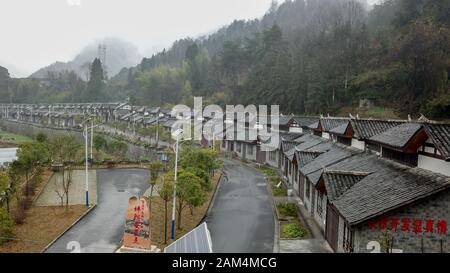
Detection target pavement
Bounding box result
[34,170,97,206]
[206,158,275,253]
[275,194,333,253]
[45,168,150,253]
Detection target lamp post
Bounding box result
[83,120,89,207]
[81,116,103,207]
[170,129,191,240]
[90,118,94,161]
[170,132,179,240]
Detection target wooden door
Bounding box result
[325,203,339,252]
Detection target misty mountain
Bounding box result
[30,38,142,80]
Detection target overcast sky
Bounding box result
[0,0,288,77]
[0,0,380,77]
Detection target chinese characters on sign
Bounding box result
[123,196,151,249]
[368,218,447,235]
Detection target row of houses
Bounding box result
[220,116,450,253]
[0,103,177,133]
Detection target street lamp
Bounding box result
[81,116,103,207]
[82,118,90,208]
[170,128,191,240]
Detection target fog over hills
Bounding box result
[30,37,142,80]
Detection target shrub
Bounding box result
[281,222,308,239]
[0,208,14,244]
[13,203,26,225]
[277,203,297,218]
[272,187,287,197]
[259,166,277,177]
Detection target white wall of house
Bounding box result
[292,165,299,191]
[266,150,279,168]
[351,138,366,150]
[303,179,312,212]
[234,141,244,158]
[336,215,346,253]
[289,127,303,133]
[220,140,228,152]
[418,155,450,176]
[323,132,330,139]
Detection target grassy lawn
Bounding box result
[0,205,87,253]
[0,129,33,146]
[0,169,87,253]
[280,221,308,239]
[148,171,221,250]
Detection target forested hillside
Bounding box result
[115,0,449,119]
[1,0,449,119]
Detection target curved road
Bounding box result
[206,159,275,253]
[45,169,149,253]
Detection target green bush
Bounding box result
[281,222,307,239]
[272,187,287,197]
[259,166,277,177]
[277,203,297,218]
[0,208,14,244]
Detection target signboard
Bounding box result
[123,196,151,249]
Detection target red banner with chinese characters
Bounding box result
[368,217,447,234]
[123,196,151,249]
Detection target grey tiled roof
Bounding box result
[327,154,450,225]
[308,121,320,130]
[278,115,294,126]
[282,141,297,154]
[144,117,159,125]
[351,119,404,140]
[369,123,423,148]
[295,151,323,168]
[329,122,350,135]
[292,116,320,127]
[322,171,369,201]
[425,124,450,160]
[280,132,303,142]
[320,118,350,131]
[162,118,176,128]
[294,135,325,151]
[300,143,362,185]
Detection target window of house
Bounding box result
[247,145,253,155]
[382,147,418,167]
[237,142,241,153]
[305,180,310,200]
[337,136,351,146]
[269,151,277,161]
[316,192,323,216]
[342,222,353,253]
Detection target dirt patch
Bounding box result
[0,205,87,253]
[149,172,221,250]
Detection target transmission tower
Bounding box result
[98,44,108,79]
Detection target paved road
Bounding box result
[45,169,149,253]
[206,159,275,253]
